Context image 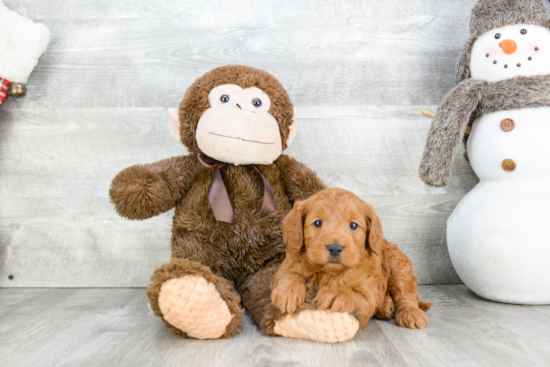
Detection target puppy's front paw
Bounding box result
[313,287,336,310]
[271,282,306,313]
[375,295,395,320]
[313,287,353,312]
[328,292,356,314]
[395,306,428,329]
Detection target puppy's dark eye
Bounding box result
[350,222,358,230]
[495,33,501,39]
[252,98,262,107]
[314,220,322,228]
[521,29,527,35]
[220,95,230,103]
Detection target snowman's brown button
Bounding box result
[502,159,516,172]
[500,118,515,132]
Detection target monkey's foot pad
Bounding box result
[158,275,232,339]
[274,310,359,343]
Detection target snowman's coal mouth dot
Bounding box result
[535,47,539,51]
[486,53,490,57]
[493,60,497,64]
[517,63,521,67]
[528,57,533,60]
[504,64,509,68]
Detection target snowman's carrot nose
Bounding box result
[499,39,517,54]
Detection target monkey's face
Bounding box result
[174,66,297,159]
[195,84,283,165]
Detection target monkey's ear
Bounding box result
[286,109,298,148]
[168,108,181,143]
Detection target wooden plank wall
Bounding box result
[0,0,479,287]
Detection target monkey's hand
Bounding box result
[109,156,196,220]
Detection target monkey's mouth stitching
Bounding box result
[209,132,274,145]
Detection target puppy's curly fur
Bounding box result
[271,188,432,330]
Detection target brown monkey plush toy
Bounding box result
[110,65,360,341]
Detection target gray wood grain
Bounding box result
[0,106,472,287]
[0,0,481,287]
[1,286,549,367]
[2,0,477,109]
[4,0,478,20]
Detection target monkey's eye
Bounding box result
[495,33,501,39]
[252,98,262,107]
[314,220,322,228]
[220,95,230,103]
[521,29,527,35]
[350,222,358,230]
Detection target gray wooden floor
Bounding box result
[1,285,549,367]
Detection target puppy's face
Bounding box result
[303,192,367,272]
[283,188,385,274]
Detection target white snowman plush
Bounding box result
[420,0,550,304]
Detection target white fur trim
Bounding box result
[0,2,51,83]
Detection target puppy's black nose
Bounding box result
[327,244,344,257]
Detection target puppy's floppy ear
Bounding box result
[364,202,384,255]
[283,199,308,253]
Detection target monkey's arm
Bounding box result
[276,155,326,204]
[109,155,197,220]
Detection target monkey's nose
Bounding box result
[499,39,517,54]
[327,244,344,257]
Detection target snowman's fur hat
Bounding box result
[456,0,550,82]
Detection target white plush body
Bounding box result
[447,107,550,304]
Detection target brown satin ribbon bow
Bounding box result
[197,152,275,224]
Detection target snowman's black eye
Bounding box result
[314,220,322,228]
[521,29,527,35]
[220,95,230,103]
[350,222,358,230]
[495,33,501,39]
[252,98,262,107]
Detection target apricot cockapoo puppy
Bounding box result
[270,188,431,341]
